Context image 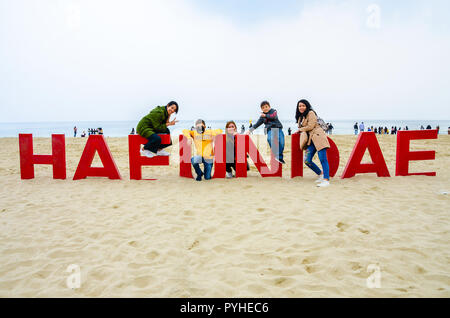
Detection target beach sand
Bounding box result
[0,134,449,297]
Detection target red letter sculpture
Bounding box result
[235,134,282,178]
[179,134,226,179]
[396,130,438,176]
[179,134,193,178]
[19,134,66,179]
[291,133,340,178]
[342,132,390,178]
[129,134,170,180]
[212,134,226,179]
[73,135,121,180]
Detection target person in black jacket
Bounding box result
[247,101,285,164]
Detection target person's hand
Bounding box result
[260,113,266,118]
[167,117,179,127]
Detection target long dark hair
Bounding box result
[295,99,315,124]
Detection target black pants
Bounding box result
[143,129,172,153]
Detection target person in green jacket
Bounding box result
[137,101,179,158]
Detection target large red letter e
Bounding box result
[396,130,438,176]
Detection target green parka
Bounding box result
[136,106,169,139]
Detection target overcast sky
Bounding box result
[1,0,449,122]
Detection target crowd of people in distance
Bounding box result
[353,122,441,135]
[73,126,103,138]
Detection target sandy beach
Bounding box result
[0,134,449,297]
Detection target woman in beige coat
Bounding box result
[295,99,331,187]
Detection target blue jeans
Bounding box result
[304,143,330,180]
[191,156,213,180]
[267,128,285,160]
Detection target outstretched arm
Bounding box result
[249,117,265,133]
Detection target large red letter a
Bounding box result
[342,132,390,178]
[73,135,121,180]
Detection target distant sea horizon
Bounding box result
[0,119,449,137]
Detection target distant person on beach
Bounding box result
[327,123,334,135]
[295,99,330,188]
[354,122,358,135]
[247,101,285,164]
[288,127,292,135]
[81,131,86,137]
[426,125,432,130]
[98,128,103,135]
[74,126,77,137]
[359,122,365,132]
[241,125,245,134]
[137,101,179,158]
[224,121,249,178]
[130,128,135,135]
[448,127,450,135]
[183,119,222,181]
[420,125,425,130]
[436,125,440,133]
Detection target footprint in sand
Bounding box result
[302,257,318,274]
[146,251,160,260]
[188,240,199,250]
[273,277,294,287]
[133,275,155,288]
[336,222,350,232]
[128,241,138,247]
[358,228,370,235]
[415,266,426,274]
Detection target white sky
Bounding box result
[1,0,449,122]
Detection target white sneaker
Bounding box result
[156,150,171,156]
[226,172,233,179]
[140,149,156,158]
[315,174,324,183]
[317,180,330,188]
